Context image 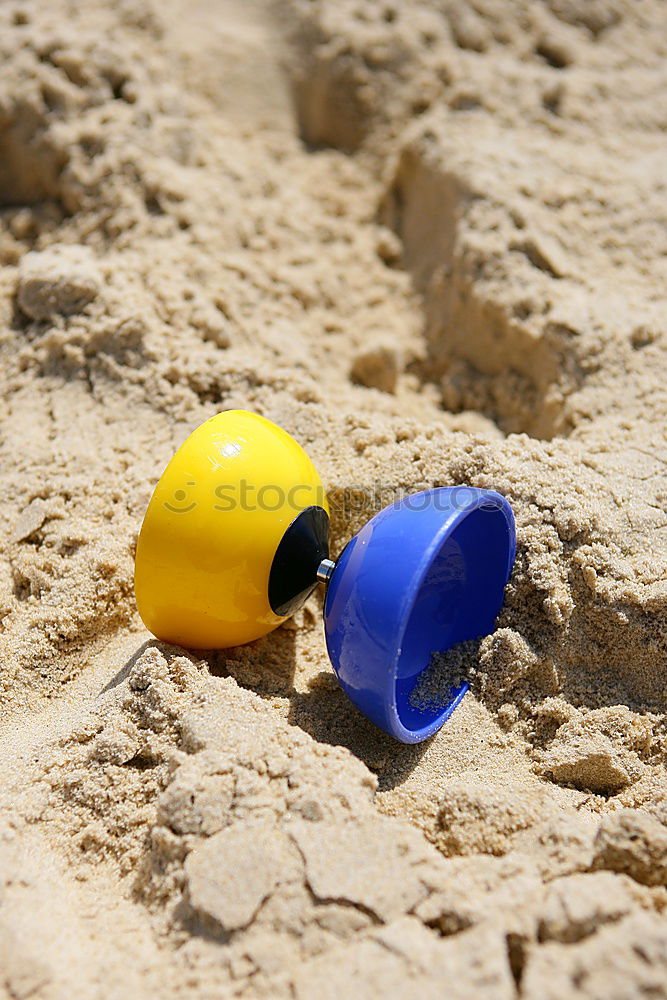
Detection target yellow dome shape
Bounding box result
[134,410,328,648]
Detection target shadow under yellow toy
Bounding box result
[134,409,328,648]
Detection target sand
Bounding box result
[0,0,666,996]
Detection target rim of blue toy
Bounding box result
[383,487,515,743]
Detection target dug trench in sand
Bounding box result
[0,0,666,997]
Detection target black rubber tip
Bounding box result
[268,506,329,618]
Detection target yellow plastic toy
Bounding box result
[134,410,329,648]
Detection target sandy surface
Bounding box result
[1,0,667,996]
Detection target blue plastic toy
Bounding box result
[324,488,516,743]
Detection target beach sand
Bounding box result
[1,0,666,996]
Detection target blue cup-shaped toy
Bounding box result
[324,488,516,743]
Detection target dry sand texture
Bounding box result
[0,0,667,996]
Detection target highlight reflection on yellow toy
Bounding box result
[134,410,329,648]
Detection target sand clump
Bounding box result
[17,245,102,320]
[409,638,479,712]
[0,0,666,997]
